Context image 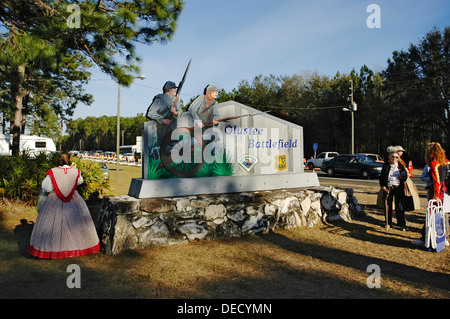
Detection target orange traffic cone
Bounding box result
[312,167,315,172]
[408,161,414,177]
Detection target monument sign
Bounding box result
[129,100,319,198]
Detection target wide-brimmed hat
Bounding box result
[396,145,406,152]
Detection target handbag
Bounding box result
[403,195,415,212]
[376,188,386,209]
[403,177,420,211]
[36,190,49,212]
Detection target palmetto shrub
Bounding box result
[71,156,112,200]
[0,152,111,205]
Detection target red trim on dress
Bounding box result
[27,242,100,259]
[46,168,80,203]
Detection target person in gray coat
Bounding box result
[146,81,183,145]
[146,81,182,125]
[188,84,220,128]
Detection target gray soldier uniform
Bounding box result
[146,81,182,146]
[188,84,220,124]
[146,86,182,124]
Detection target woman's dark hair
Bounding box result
[59,152,71,166]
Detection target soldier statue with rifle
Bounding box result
[145,58,192,145]
[145,80,183,145]
[187,84,220,128]
[145,59,270,178]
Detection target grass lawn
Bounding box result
[106,162,142,196]
[0,163,449,299]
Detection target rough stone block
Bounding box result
[205,204,227,221]
[97,186,363,254]
[140,198,176,214]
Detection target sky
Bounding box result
[69,0,450,120]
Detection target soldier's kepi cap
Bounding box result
[163,81,177,92]
[206,84,219,92]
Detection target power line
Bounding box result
[82,80,198,98]
[256,98,448,111]
[132,82,197,98]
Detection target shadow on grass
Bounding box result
[255,230,449,293]
[360,204,425,233]
[13,219,34,257]
[195,246,398,299]
[1,211,448,299]
[0,216,149,299]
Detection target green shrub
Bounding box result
[71,157,112,200]
[0,152,111,204]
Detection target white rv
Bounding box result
[0,134,11,155]
[0,134,56,156]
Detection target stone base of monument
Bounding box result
[128,172,319,198]
[96,186,363,255]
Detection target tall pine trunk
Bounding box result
[12,65,25,156]
[21,94,29,135]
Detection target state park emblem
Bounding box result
[275,154,287,171]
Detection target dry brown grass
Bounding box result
[0,164,448,299]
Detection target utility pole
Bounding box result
[115,74,146,181]
[350,79,354,154]
[342,79,357,154]
[116,83,121,181]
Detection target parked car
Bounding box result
[94,150,104,158]
[306,152,339,170]
[100,162,109,180]
[321,154,383,179]
[356,153,384,163]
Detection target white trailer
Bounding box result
[0,134,56,156]
[0,134,11,155]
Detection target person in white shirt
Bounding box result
[379,151,408,230]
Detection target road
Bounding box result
[304,169,428,201]
[314,170,426,189]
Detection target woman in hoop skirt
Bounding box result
[28,152,100,259]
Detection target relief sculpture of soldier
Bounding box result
[187,84,220,128]
[145,80,183,145]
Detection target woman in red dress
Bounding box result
[28,153,100,259]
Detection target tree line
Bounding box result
[62,114,148,151]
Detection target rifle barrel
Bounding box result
[177,58,192,95]
[202,111,270,127]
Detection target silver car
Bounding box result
[356,153,384,163]
[100,162,109,180]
